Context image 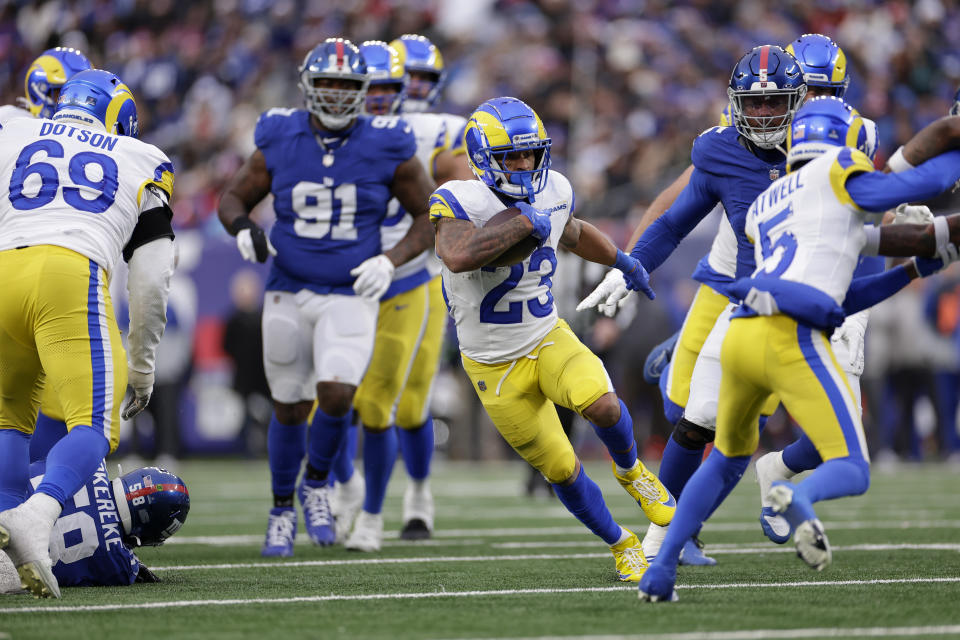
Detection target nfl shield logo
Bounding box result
[769,168,780,181]
[478,381,486,392]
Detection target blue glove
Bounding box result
[914,256,946,277]
[613,250,655,300]
[516,201,552,243]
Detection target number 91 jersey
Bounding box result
[430,171,574,364]
[255,109,416,295]
[0,117,174,273]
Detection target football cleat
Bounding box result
[643,331,679,385]
[637,563,679,602]
[400,479,434,541]
[760,507,792,544]
[793,518,832,571]
[610,530,649,582]
[0,501,61,598]
[298,478,336,546]
[611,461,676,526]
[331,472,365,544]
[641,522,667,562]
[261,507,296,557]
[756,452,794,544]
[679,536,717,566]
[345,511,384,552]
[767,481,831,570]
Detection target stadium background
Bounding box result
[4,0,960,466]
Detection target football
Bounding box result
[483,206,540,267]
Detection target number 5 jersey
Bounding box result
[0,115,174,273]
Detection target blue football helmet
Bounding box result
[112,466,190,547]
[24,47,91,119]
[464,97,551,200]
[298,38,368,130]
[360,40,406,115]
[950,87,960,116]
[390,34,445,112]
[728,45,807,149]
[53,69,139,137]
[786,96,866,172]
[786,34,850,98]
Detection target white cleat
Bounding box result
[641,522,667,562]
[332,473,365,544]
[793,518,832,571]
[345,511,383,552]
[400,479,434,541]
[0,499,61,599]
[757,452,795,544]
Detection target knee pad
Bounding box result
[672,417,715,450]
[540,450,577,485]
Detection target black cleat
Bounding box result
[400,518,431,541]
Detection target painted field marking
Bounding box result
[448,624,960,640]
[2,578,959,614]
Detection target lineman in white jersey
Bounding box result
[0,69,174,598]
[431,97,677,583]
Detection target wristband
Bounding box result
[934,215,949,254]
[862,226,881,255]
[613,249,634,272]
[886,146,915,173]
[230,217,256,235]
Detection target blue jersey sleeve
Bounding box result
[846,150,960,212]
[630,167,718,272]
[842,264,912,316]
[374,116,417,166]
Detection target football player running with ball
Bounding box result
[431,97,674,582]
[0,69,176,598]
[217,38,436,557]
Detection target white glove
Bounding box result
[893,204,934,225]
[236,228,277,263]
[576,269,631,317]
[121,369,154,420]
[938,242,960,266]
[830,320,866,376]
[350,254,395,300]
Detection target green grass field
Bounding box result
[1,459,959,640]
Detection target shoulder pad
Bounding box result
[254,108,301,149]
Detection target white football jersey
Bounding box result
[430,171,574,363]
[745,146,875,305]
[381,112,451,282]
[705,208,738,278]
[0,104,32,129]
[0,118,174,274]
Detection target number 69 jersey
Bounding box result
[0,116,174,273]
[430,172,574,364]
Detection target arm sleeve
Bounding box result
[122,185,174,262]
[841,264,912,316]
[126,237,175,377]
[846,150,960,212]
[629,167,717,272]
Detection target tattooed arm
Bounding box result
[434,216,536,272]
[899,116,960,166]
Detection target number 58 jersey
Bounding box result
[0,117,174,274]
[430,172,574,364]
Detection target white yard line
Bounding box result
[146,544,960,571]
[2,578,959,614]
[445,625,960,640]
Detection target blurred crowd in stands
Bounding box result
[3,0,960,465]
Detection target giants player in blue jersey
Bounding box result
[579,44,806,562]
[1,463,188,591]
[217,38,436,557]
[640,98,960,601]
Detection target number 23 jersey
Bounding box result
[255,109,416,295]
[0,116,174,273]
[430,171,574,364]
